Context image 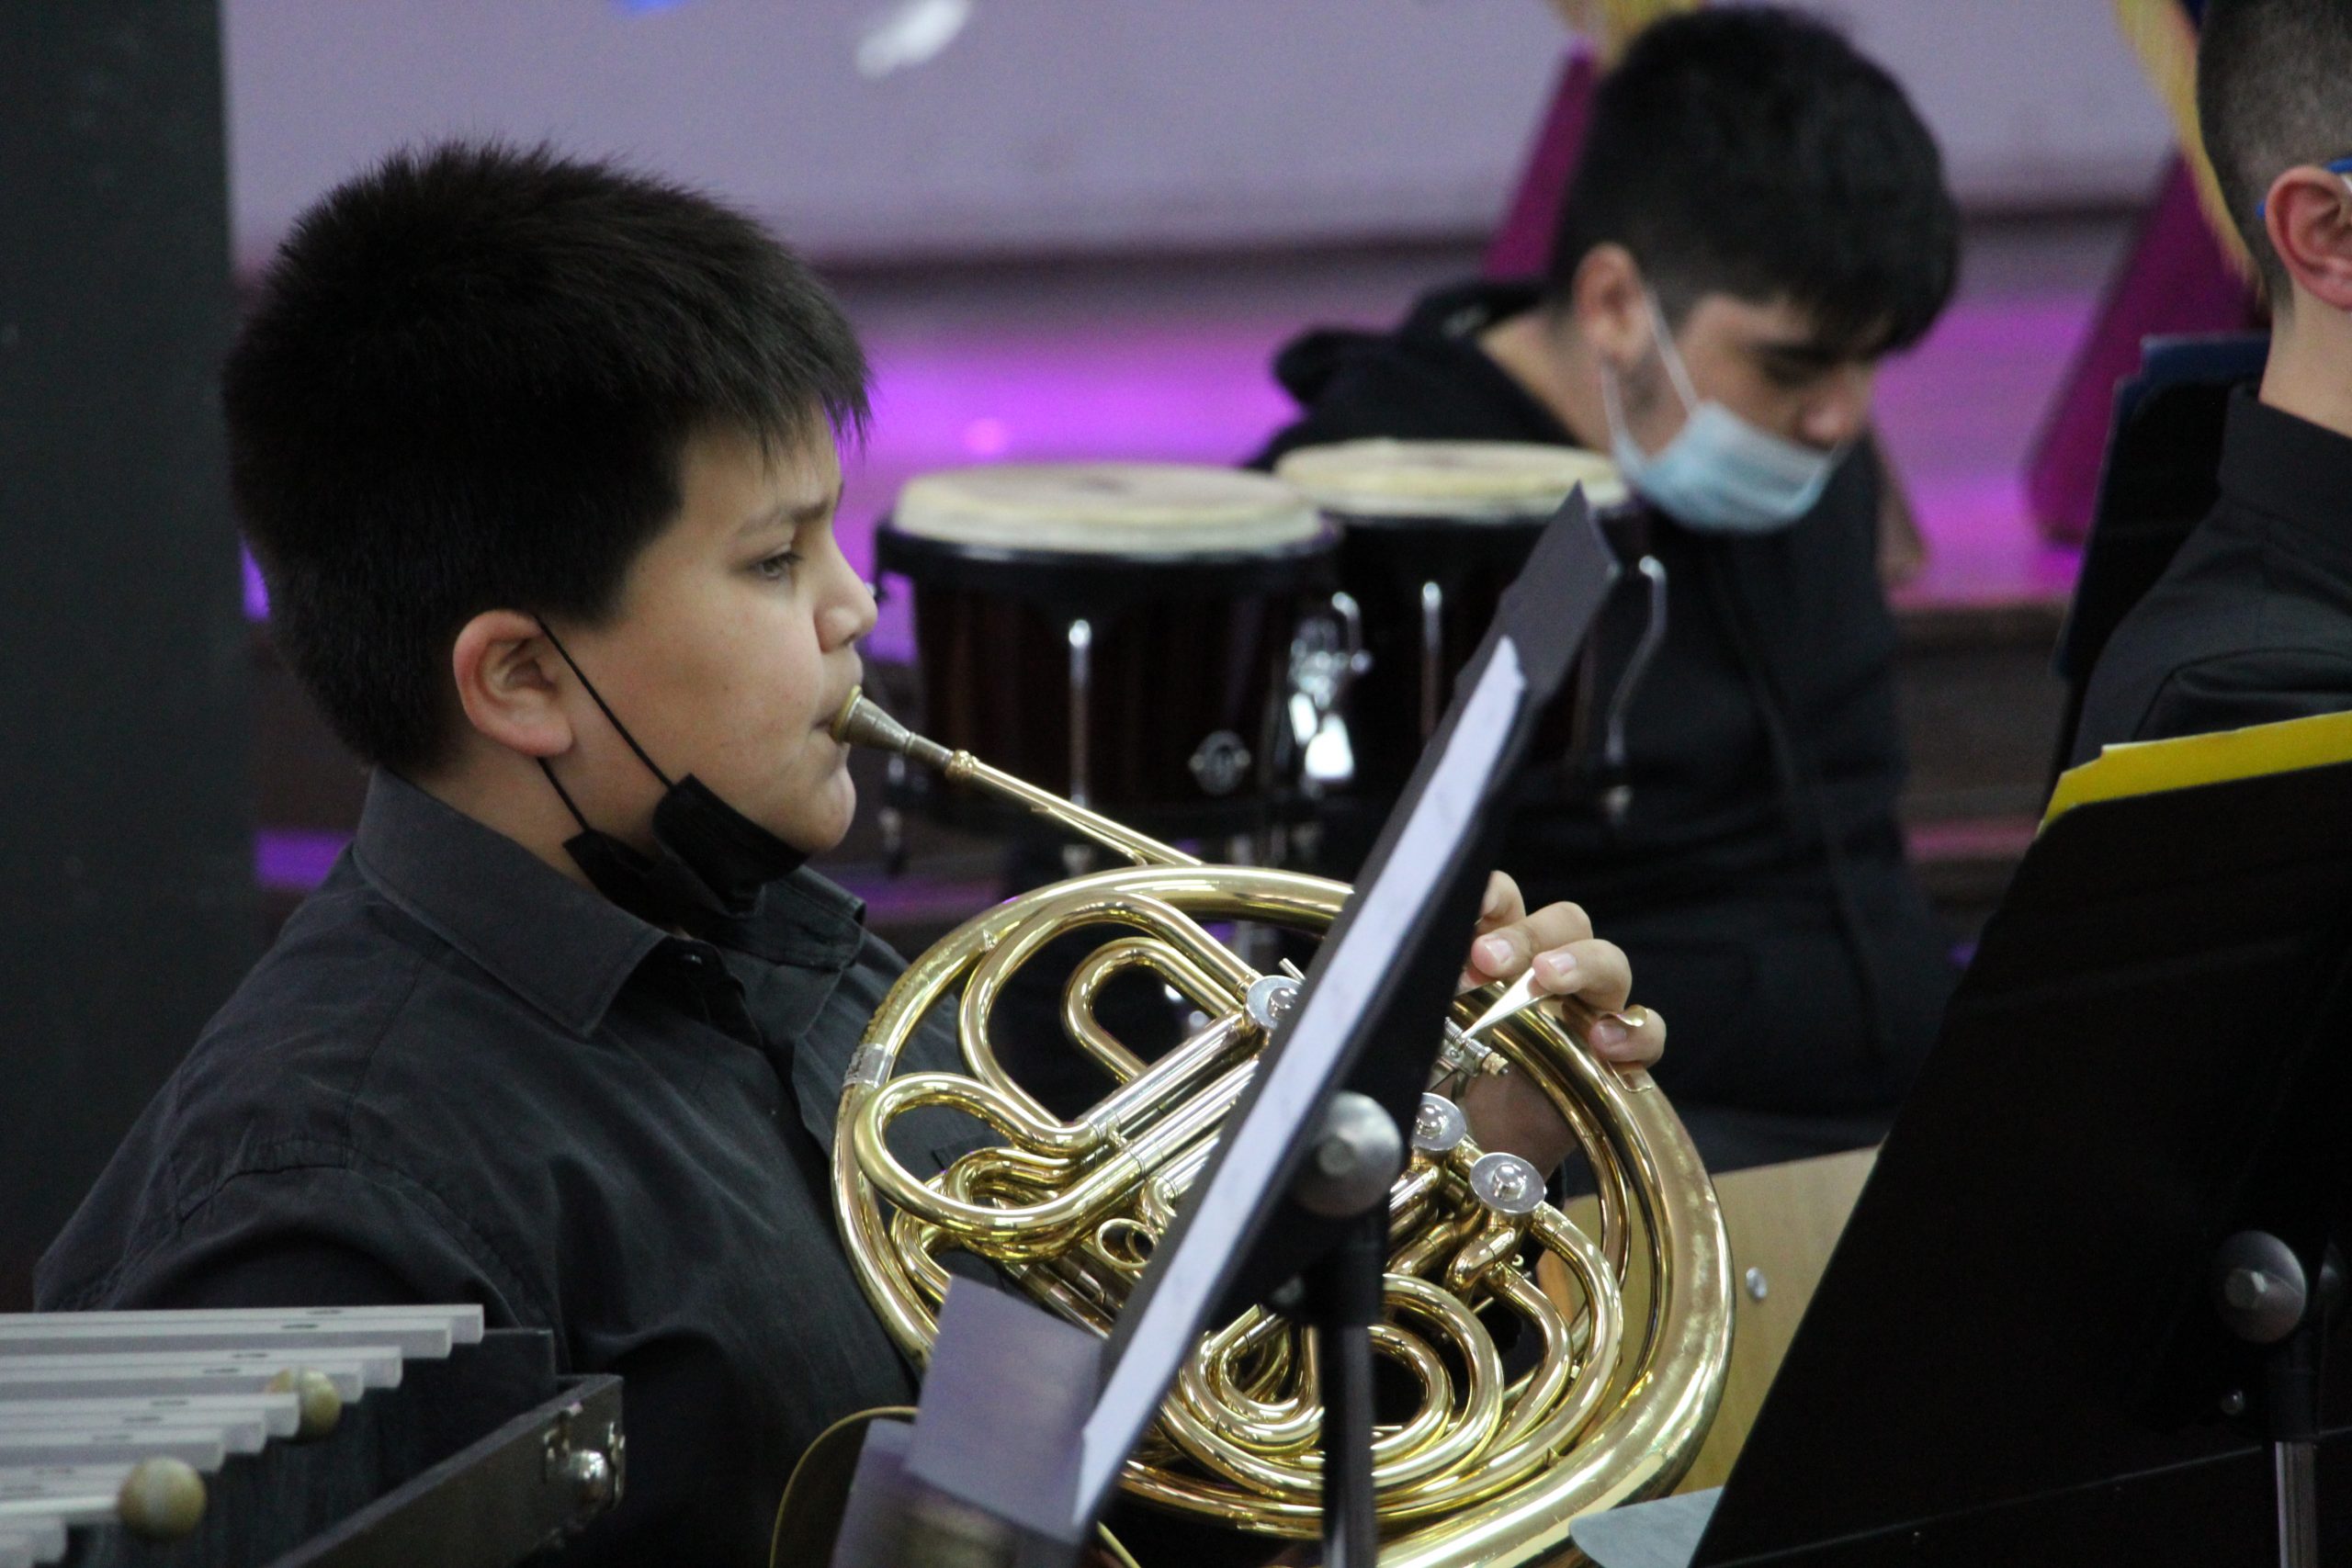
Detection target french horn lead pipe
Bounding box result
[830,686,1202,871]
[835,686,1613,1043]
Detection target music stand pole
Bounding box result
[1283,1093,1402,1567]
[1312,1229,1383,1568]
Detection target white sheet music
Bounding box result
[1073,638,1525,1517]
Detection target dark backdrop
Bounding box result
[0,1,256,1308]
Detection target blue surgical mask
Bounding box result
[1600,293,1844,535]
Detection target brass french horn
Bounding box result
[825,690,1731,1565]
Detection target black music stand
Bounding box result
[1579,746,2352,1568]
[825,491,1620,1568]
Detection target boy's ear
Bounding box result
[450,610,574,759]
[2265,166,2352,313]
[1569,243,1656,373]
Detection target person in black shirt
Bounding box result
[37,142,1664,1564]
[2074,0,2352,760]
[1256,7,1964,1171]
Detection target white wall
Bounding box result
[1827,1,2180,211]
[222,0,2177,271]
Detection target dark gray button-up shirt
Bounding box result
[38,770,975,1564]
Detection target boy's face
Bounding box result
[1668,293,1880,448]
[1602,285,1882,459]
[559,422,876,855]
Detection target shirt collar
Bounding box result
[349,771,870,1037]
[352,771,663,1036]
[2216,389,2352,581]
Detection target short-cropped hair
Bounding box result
[1546,6,1959,357]
[226,141,869,773]
[2198,0,2352,299]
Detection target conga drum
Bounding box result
[876,463,1336,833]
[1272,439,1630,797]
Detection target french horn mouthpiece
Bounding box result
[831,686,951,770]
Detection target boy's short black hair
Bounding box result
[2198,0,2352,300]
[1546,6,1959,358]
[226,141,870,773]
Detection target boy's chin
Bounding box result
[782,773,856,854]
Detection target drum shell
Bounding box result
[1330,512,1588,794]
[877,525,1335,828]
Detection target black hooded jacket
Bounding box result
[1255,280,1955,1128]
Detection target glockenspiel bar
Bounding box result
[0,1495,106,1561]
[0,1463,143,1557]
[0,1345,399,1399]
[0,1306,482,1347]
[0,1495,109,1523]
[0,1464,137,1495]
[0,1394,299,1440]
[0,1520,62,1568]
[0,1429,229,1472]
[0,1476,133,1526]
[0,1317,454,1360]
[0,1517,93,1566]
[0,1407,272,1454]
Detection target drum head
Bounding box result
[1274,438,1628,520]
[892,462,1322,556]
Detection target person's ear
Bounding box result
[2264,166,2352,311]
[450,611,573,759]
[1568,243,1656,372]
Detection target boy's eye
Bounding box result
[1757,355,1825,390]
[752,549,804,581]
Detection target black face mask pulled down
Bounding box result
[534,626,807,940]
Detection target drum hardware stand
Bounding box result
[1418,580,1444,741]
[855,652,914,877]
[1597,555,1668,828]
[2211,1233,2344,1568]
[1291,590,1369,799]
[880,755,910,876]
[1188,732,1253,798]
[1064,617,1094,879]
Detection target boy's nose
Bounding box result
[823,575,878,650]
[1801,367,1875,448]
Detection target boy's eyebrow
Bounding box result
[1750,337,1847,371]
[738,485,842,536]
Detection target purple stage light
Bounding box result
[243,549,268,621]
[256,829,349,891]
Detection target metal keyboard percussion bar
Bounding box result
[0,1309,476,1359]
[0,1348,397,1404]
[0,1308,621,1568]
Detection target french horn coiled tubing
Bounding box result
[826,690,1732,1566]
